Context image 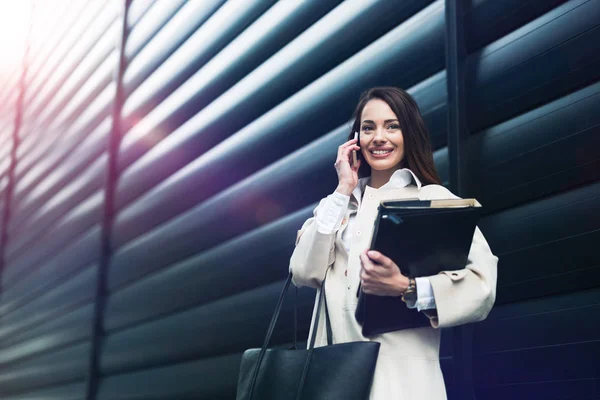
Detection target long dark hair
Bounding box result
[348,87,441,185]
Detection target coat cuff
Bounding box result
[315,191,350,234]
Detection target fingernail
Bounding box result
[368,250,376,257]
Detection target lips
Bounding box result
[369,148,394,158]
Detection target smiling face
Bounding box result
[359,98,405,174]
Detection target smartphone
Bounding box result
[352,131,358,166]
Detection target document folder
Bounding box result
[355,198,482,336]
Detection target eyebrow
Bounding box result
[361,119,399,124]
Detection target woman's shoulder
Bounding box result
[420,184,461,200]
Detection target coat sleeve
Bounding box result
[426,226,498,328]
[421,185,498,328]
[289,200,337,289]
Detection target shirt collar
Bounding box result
[351,168,422,206]
[385,168,422,191]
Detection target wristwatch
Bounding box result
[401,278,417,303]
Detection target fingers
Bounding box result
[343,137,359,146]
[360,249,395,279]
[360,250,404,296]
[336,141,360,173]
[366,250,394,268]
[359,251,372,271]
[359,252,375,286]
[338,138,358,153]
[337,139,359,156]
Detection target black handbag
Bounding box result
[236,272,380,400]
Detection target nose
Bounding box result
[373,127,387,143]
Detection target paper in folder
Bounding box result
[355,198,483,336]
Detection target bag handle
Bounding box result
[248,271,332,399]
[296,272,333,400]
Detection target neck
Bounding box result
[369,167,401,189]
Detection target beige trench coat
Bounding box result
[290,183,498,399]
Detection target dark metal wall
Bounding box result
[0,1,598,399]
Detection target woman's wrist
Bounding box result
[395,275,410,296]
[336,183,354,196]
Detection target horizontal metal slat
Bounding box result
[464,0,569,52]
[118,0,440,177]
[126,0,156,30]
[123,0,225,95]
[5,188,104,276]
[114,1,445,245]
[0,266,96,344]
[8,154,108,260]
[0,227,101,315]
[0,305,94,350]
[23,20,117,138]
[396,0,600,150]
[0,343,90,397]
[2,382,84,400]
[475,289,600,354]
[480,182,600,302]
[106,206,311,329]
[10,119,110,235]
[496,232,600,302]
[107,66,450,290]
[100,281,315,375]
[472,80,600,211]
[125,0,187,62]
[97,353,242,400]
[23,0,88,102]
[24,5,117,124]
[474,341,600,387]
[0,318,91,368]
[24,1,102,109]
[474,378,600,400]
[11,83,115,217]
[121,0,340,134]
[467,0,600,131]
[15,54,116,186]
[481,181,600,255]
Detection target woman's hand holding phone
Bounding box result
[334,132,361,196]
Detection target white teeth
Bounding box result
[372,150,392,155]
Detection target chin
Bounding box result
[367,158,404,172]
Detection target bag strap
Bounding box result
[308,274,333,348]
[322,283,333,346]
[248,271,333,399]
[296,269,333,400]
[292,285,298,350]
[248,274,293,398]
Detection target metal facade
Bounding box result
[0,1,598,399]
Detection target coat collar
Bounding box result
[350,168,422,208]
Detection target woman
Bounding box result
[289,87,498,399]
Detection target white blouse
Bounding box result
[314,168,436,311]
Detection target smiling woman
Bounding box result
[349,87,442,189]
[358,99,406,187]
[289,86,498,399]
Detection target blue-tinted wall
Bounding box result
[0,1,598,399]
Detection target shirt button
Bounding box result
[357,231,361,235]
[369,194,373,198]
[348,285,351,290]
[344,270,348,277]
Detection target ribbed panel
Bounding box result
[0,1,598,398]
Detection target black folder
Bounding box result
[355,199,482,336]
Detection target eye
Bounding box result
[387,123,400,130]
[361,125,374,132]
